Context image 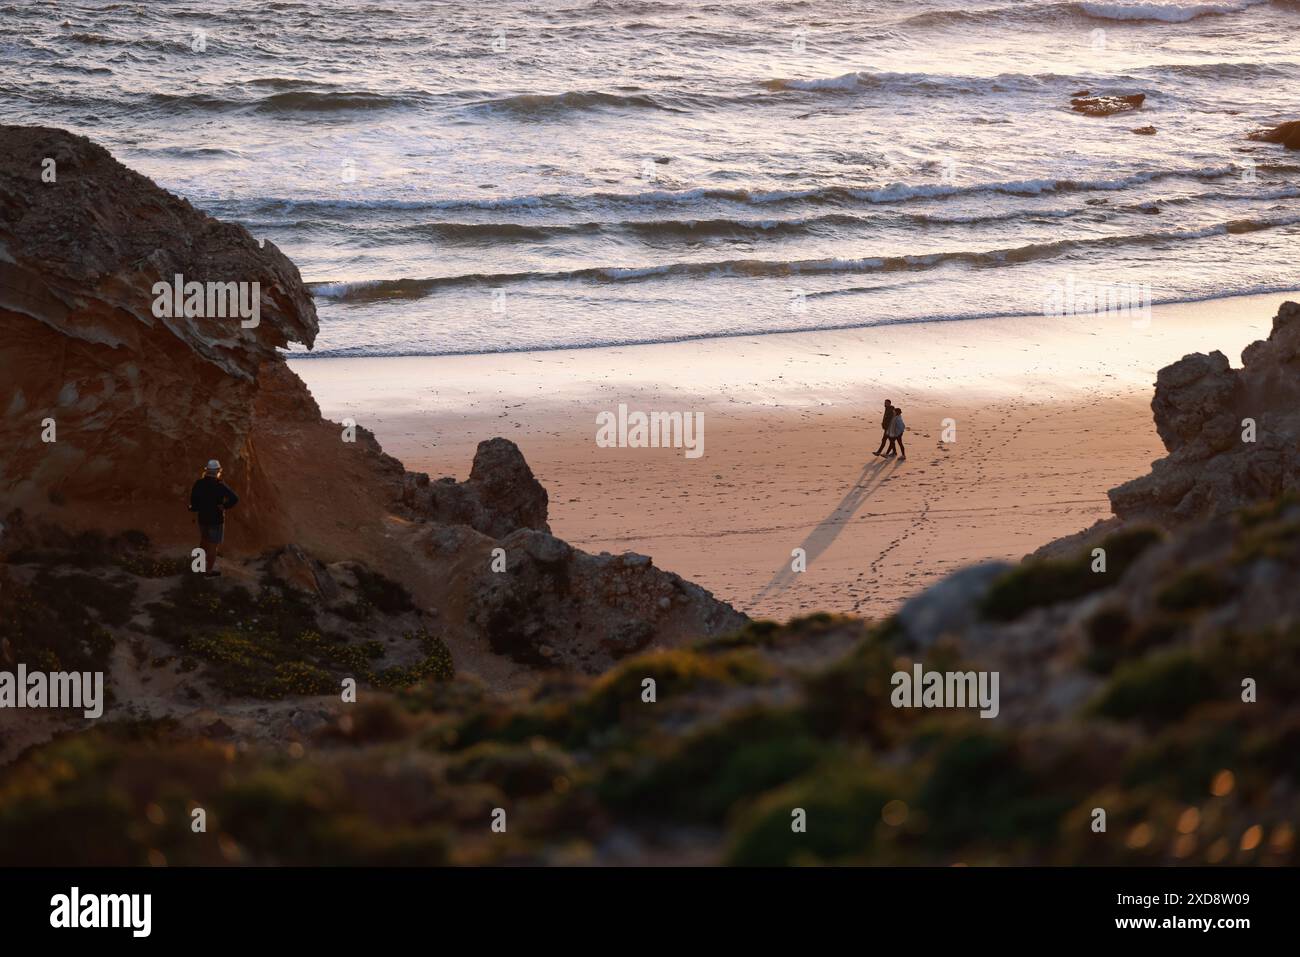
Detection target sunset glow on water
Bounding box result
[5,0,1298,354]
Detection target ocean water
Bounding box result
[3,0,1298,356]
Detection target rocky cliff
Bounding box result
[0,124,405,551]
[0,125,745,700]
[1109,301,1300,524]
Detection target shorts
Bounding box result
[199,523,225,545]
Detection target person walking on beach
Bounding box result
[872,399,896,457]
[885,407,907,461]
[189,459,239,577]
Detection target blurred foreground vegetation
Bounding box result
[1,499,1297,865]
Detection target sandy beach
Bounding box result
[291,291,1291,622]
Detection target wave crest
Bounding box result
[1076,0,1269,23]
[470,90,680,115]
[309,213,1300,302]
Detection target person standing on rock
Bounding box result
[885,407,907,461]
[189,459,239,577]
[872,399,896,457]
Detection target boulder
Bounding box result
[402,438,550,538]
[432,525,747,674]
[1247,120,1300,150]
[1070,93,1145,117]
[467,437,550,535]
[1150,351,1237,453]
[1109,302,1300,523]
[895,562,1012,650]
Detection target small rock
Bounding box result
[521,530,572,564]
[268,545,340,602]
[896,562,1013,649]
[1070,93,1145,117]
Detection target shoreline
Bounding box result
[288,284,1300,363]
[291,289,1295,621]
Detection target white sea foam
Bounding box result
[1077,0,1269,23]
[6,0,1293,356]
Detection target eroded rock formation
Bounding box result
[0,124,404,552]
[403,438,550,538]
[1109,301,1300,523]
[0,125,745,689]
[423,523,745,673]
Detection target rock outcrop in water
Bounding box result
[1069,93,1145,117]
[1247,120,1300,150]
[0,125,745,698]
[1109,301,1300,524]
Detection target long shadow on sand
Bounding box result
[752,456,899,606]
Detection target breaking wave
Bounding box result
[309,213,1300,301]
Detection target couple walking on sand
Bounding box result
[872,399,906,461]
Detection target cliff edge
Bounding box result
[0,125,746,696]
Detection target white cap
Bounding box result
[206,459,221,472]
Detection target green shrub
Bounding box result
[725,756,894,865]
[698,619,782,650]
[0,569,132,672]
[1090,650,1219,724]
[446,741,575,797]
[1156,566,1237,613]
[800,623,914,744]
[598,709,825,823]
[568,648,771,745]
[981,526,1163,621]
[916,732,1071,847]
[1084,607,1184,674]
[372,630,455,689]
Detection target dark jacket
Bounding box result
[880,406,896,430]
[190,476,239,526]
